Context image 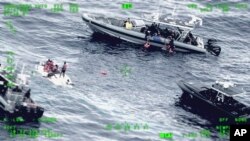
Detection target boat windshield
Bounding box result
[108,18,124,27]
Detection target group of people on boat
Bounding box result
[43,59,67,78]
[122,18,199,55]
[142,22,179,40]
[183,32,198,45]
[142,22,176,54]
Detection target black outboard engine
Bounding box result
[205,39,221,56]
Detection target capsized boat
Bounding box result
[82,13,221,56]
[177,80,250,120]
[36,61,73,87]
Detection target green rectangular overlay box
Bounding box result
[122,3,133,9]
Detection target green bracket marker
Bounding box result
[159,132,173,139]
[187,3,198,9]
[120,64,132,77]
[69,3,79,13]
[122,3,133,9]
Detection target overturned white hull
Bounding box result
[36,63,73,87]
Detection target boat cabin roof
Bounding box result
[211,81,244,97]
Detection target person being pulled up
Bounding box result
[166,36,175,54]
[143,39,151,51]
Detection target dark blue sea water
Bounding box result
[0,0,250,141]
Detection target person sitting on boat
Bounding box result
[184,35,191,44]
[49,60,54,72]
[149,22,158,36]
[124,18,133,30]
[123,18,129,27]
[184,32,195,45]
[44,59,50,72]
[188,32,198,46]
[60,62,67,78]
[12,86,22,92]
[47,64,60,78]
[53,65,60,73]
[23,89,34,103]
[163,27,170,38]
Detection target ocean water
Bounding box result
[0,0,250,141]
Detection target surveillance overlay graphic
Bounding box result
[0,0,250,141]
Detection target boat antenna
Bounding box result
[172,5,178,21]
[14,58,19,73]
[21,63,25,75]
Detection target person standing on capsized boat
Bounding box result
[60,62,67,77]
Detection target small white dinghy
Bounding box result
[36,62,73,87]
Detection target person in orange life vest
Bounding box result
[60,62,67,77]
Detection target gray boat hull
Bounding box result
[82,14,207,53]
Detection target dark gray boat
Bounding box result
[82,13,221,56]
[177,80,250,121]
[0,73,44,121]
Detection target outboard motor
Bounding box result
[205,39,221,56]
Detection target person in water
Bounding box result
[144,39,151,50]
[166,36,175,54]
[60,62,67,77]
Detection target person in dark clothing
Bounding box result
[149,22,158,36]
[60,62,67,77]
[12,86,22,92]
[189,32,194,39]
[184,36,191,44]
[191,37,198,46]
[145,30,151,40]
[23,89,34,103]
[24,89,31,99]
[163,27,170,38]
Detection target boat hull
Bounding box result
[177,81,250,124]
[82,14,207,54]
